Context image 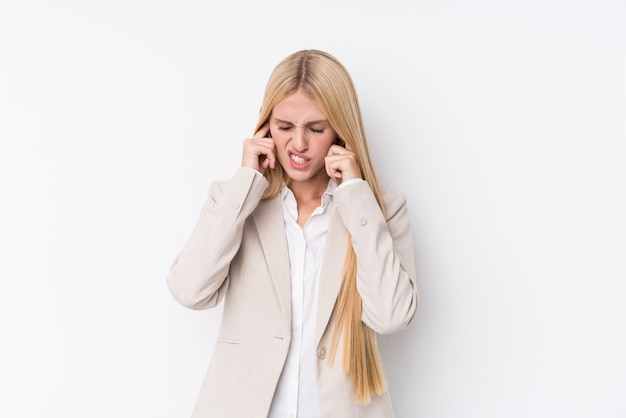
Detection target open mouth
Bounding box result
[290,154,307,164]
[288,151,310,168]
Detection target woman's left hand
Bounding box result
[325,142,362,183]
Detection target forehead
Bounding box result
[271,89,327,123]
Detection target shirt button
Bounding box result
[359,218,368,226]
[317,346,327,359]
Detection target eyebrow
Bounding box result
[272,118,330,126]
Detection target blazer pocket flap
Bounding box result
[216,338,242,347]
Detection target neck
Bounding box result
[288,172,329,205]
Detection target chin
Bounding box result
[284,171,313,182]
[287,168,328,183]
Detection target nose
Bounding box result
[291,126,309,152]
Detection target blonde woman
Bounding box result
[167,49,418,417]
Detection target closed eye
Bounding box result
[272,119,330,134]
[277,126,324,134]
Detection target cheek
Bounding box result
[320,134,337,150]
[271,134,288,148]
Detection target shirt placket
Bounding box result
[287,227,306,417]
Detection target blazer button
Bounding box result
[359,218,367,226]
[231,201,240,209]
[317,346,327,359]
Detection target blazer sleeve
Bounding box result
[167,167,268,310]
[333,181,418,334]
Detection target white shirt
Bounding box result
[268,178,362,418]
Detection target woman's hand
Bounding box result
[325,142,362,183]
[242,124,276,175]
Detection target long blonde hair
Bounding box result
[254,50,386,404]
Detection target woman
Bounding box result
[167,49,418,417]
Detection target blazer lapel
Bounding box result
[253,195,292,324]
[316,207,349,345]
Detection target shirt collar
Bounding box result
[281,178,338,211]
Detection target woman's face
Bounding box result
[269,89,337,188]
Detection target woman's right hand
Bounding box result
[241,124,276,175]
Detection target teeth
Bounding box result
[291,154,306,164]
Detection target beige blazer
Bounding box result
[167,167,418,418]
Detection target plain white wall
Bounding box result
[1,0,624,417]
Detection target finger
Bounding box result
[258,142,276,170]
[328,143,355,158]
[325,153,361,181]
[326,164,342,181]
[252,138,275,148]
[242,138,275,172]
[254,123,271,139]
[263,140,276,168]
[262,149,276,170]
[325,156,342,180]
[327,144,345,156]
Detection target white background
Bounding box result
[1,1,625,417]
